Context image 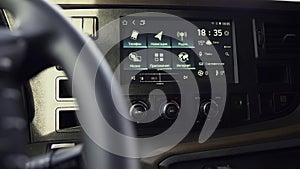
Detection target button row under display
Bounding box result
[70,16,98,39]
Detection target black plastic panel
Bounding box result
[98,8,300,136]
[160,139,300,169]
[257,65,289,84]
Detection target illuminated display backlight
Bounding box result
[120,17,237,84]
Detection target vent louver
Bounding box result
[264,23,300,55]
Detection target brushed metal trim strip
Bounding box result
[2,9,12,30]
[232,21,239,83]
[252,19,259,59]
[50,143,76,149]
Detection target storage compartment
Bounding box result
[257,65,289,84]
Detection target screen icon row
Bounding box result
[122,49,195,70]
[123,30,195,49]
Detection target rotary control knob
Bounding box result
[129,101,148,121]
[200,100,219,118]
[161,101,180,120]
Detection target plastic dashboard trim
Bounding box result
[159,138,300,169]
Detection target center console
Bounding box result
[108,10,300,136]
[118,15,238,135]
[28,7,300,143]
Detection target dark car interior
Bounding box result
[1,0,300,169]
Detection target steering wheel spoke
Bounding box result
[0,26,55,81]
[0,29,28,169]
[0,28,26,76]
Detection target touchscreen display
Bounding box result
[120,16,237,85]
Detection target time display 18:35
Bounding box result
[197,28,229,37]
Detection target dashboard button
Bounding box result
[129,101,149,122]
[122,50,147,70]
[148,50,172,69]
[200,100,219,118]
[148,33,171,48]
[71,17,82,30]
[123,33,147,48]
[172,38,195,48]
[260,93,274,116]
[70,17,98,39]
[172,49,195,69]
[82,17,98,39]
[161,101,180,120]
[274,93,295,113]
[230,94,250,122]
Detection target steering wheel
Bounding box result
[0,0,139,169]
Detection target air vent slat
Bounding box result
[264,23,300,55]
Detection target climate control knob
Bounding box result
[129,101,148,121]
[200,100,219,118]
[161,101,180,120]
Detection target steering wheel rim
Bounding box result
[0,1,140,169]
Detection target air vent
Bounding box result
[56,108,80,132]
[264,23,300,55]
